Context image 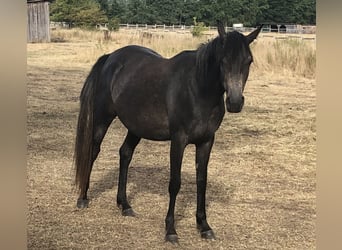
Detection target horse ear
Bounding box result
[217,20,226,42]
[246,25,263,44]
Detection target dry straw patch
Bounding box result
[27,28,315,249]
[252,37,316,78]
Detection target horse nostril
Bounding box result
[226,96,244,113]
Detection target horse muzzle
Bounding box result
[226,95,245,113]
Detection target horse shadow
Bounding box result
[89,162,233,216]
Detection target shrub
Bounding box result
[191,17,206,37]
[108,18,120,32]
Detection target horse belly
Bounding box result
[115,91,170,141]
[124,112,170,141]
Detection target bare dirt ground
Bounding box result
[27,34,316,249]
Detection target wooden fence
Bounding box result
[117,23,316,41]
[49,22,316,41]
[118,23,315,34]
[118,23,256,34]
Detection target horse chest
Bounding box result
[189,103,225,143]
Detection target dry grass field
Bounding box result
[27,29,316,249]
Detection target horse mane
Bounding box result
[195,37,221,82]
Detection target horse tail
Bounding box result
[74,54,110,193]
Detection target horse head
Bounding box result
[217,21,262,113]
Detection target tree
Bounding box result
[293,0,316,24]
[50,0,316,27]
[180,0,199,25]
[194,0,269,27]
[150,0,184,25]
[262,0,299,24]
[107,0,129,22]
[124,0,151,24]
[74,0,108,27]
[50,0,75,25]
[50,0,108,28]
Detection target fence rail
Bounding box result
[118,23,257,33]
[118,23,316,34]
[50,22,316,41]
[51,22,315,34]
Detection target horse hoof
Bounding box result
[165,234,179,244]
[200,230,216,240]
[122,208,136,217]
[77,199,89,209]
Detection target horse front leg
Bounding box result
[195,136,216,240]
[165,135,187,244]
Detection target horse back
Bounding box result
[101,45,178,140]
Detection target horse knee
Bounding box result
[119,144,133,160]
[169,178,181,195]
[91,126,108,159]
[95,123,109,143]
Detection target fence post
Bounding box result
[104,30,109,40]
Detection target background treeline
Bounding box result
[50,0,316,28]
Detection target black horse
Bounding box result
[74,22,262,243]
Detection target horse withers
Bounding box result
[74,21,262,243]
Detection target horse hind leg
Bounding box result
[77,110,117,208]
[117,131,141,216]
